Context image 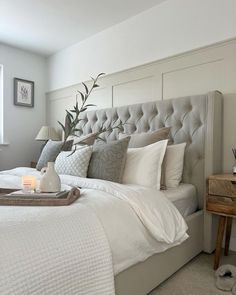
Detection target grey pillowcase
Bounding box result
[119,127,171,148]
[87,137,130,183]
[36,140,70,171]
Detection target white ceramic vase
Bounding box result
[40,162,61,193]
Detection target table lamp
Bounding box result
[35,126,60,150]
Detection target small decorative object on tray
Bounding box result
[39,162,61,193]
[0,187,80,206]
[21,175,37,192]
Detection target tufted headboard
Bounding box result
[75,91,223,209]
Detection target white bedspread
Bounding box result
[0,168,189,293]
[0,194,115,295]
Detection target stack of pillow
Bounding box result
[119,127,186,190]
[36,127,186,190]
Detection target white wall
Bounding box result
[46,0,236,250]
[47,0,236,91]
[0,44,47,170]
[46,38,236,251]
[47,39,236,175]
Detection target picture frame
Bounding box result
[14,78,34,107]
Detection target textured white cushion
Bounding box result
[55,146,92,177]
[122,140,168,189]
[163,143,186,188]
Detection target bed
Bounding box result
[77,90,223,294]
[0,91,223,295]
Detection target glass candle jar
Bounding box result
[21,175,37,193]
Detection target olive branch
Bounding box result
[58,73,124,154]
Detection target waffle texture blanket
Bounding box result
[0,202,115,295]
[0,167,189,294]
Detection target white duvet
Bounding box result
[0,168,188,293]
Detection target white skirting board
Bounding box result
[228,237,236,252]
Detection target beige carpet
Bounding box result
[150,251,236,295]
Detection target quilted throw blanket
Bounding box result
[0,202,115,295]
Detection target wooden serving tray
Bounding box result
[0,187,81,206]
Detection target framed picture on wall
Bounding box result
[14,78,34,107]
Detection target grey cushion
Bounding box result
[119,127,170,148]
[36,140,64,171]
[88,137,130,183]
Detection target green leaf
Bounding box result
[85,104,96,107]
[70,133,80,138]
[66,110,73,120]
[82,82,89,94]
[74,102,80,114]
[77,90,85,102]
[96,136,106,142]
[67,146,77,157]
[58,121,66,132]
[67,110,73,117]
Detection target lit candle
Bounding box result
[21,176,37,193]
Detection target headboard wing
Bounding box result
[76,91,223,209]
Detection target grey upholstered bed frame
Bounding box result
[77,91,223,294]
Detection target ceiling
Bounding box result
[0,0,166,56]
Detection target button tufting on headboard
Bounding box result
[75,91,223,209]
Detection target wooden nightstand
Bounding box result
[206,174,236,270]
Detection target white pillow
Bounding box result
[55,146,92,177]
[163,143,186,188]
[122,140,168,189]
